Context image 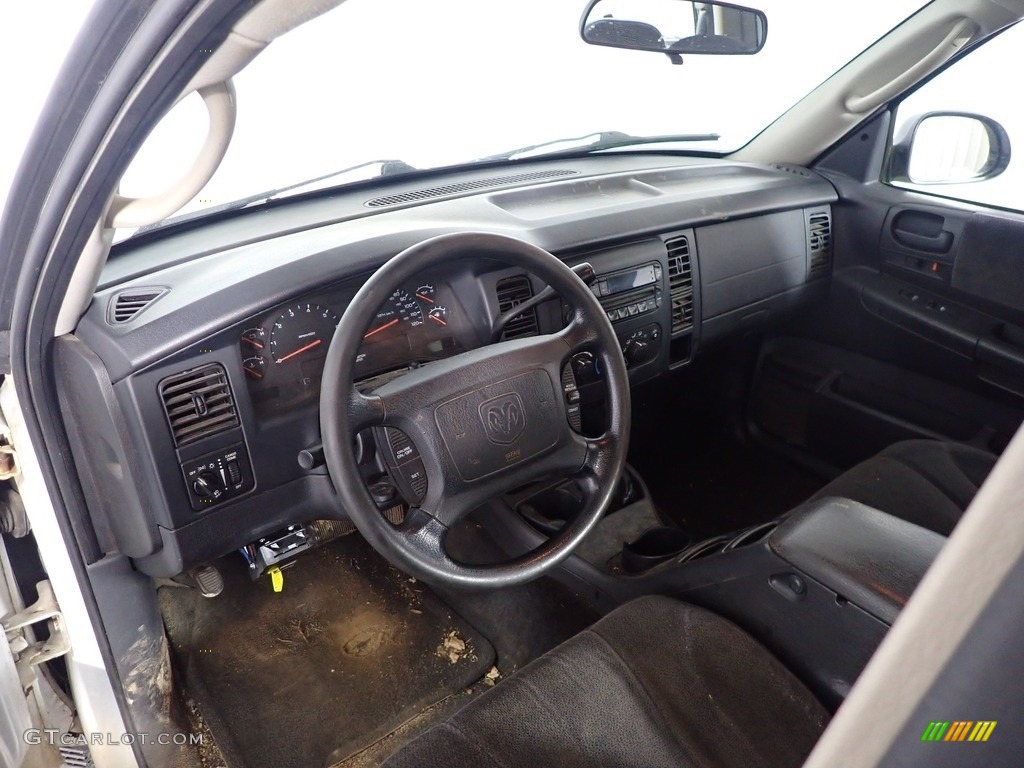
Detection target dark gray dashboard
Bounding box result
[66,155,837,576]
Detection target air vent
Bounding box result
[108,287,167,324]
[365,169,579,207]
[665,235,694,334]
[159,364,239,447]
[495,275,539,340]
[58,744,95,768]
[807,208,832,278]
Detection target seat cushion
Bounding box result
[810,440,998,536]
[384,596,828,768]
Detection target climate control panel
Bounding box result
[182,444,254,511]
[620,324,661,368]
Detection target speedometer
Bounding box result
[363,288,423,341]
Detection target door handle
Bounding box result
[892,228,954,254]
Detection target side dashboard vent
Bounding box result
[495,275,539,340]
[159,364,239,447]
[807,208,832,278]
[365,169,579,207]
[108,287,167,324]
[665,235,694,334]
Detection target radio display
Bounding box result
[604,263,658,296]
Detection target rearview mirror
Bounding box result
[580,0,767,57]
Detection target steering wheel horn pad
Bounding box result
[433,371,560,482]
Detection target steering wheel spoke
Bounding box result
[573,434,618,488]
[349,390,385,430]
[558,307,603,352]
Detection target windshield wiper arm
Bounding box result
[484,131,720,162]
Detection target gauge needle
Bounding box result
[429,314,447,327]
[243,337,265,350]
[363,317,399,339]
[243,365,264,379]
[275,338,322,364]
[416,292,434,304]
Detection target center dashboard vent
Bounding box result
[108,287,167,324]
[495,275,539,340]
[365,169,579,208]
[159,364,239,447]
[807,208,832,278]
[665,235,694,334]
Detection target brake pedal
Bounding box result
[189,565,224,598]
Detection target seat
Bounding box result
[384,596,828,768]
[808,439,998,536]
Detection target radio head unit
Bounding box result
[588,261,664,324]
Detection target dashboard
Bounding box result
[67,154,838,577]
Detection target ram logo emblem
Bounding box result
[480,393,526,445]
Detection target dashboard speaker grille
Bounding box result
[665,235,694,334]
[365,169,579,207]
[159,364,239,447]
[108,287,167,324]
[495,275,539,340]
[807,208,832,278]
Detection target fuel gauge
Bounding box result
[427,306,449,327]
[242,355,267,380]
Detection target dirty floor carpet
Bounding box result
[160,535,495,768]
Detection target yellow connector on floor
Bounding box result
[267,565,284,593]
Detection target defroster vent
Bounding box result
[365,169,579,207]
[108,287,167,324]
[160,364,239,447]
[807,208,832,278]
[665,235,694,334]
[495,275,539,340]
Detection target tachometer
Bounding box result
[363,288,423,341]
[269,303,339,365]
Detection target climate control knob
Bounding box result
[622,339,650,367]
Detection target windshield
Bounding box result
[118,0,932,232]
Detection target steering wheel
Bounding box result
[320,232,630,589]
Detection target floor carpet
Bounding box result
[160,535,495,768]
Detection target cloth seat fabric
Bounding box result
[809,439,998,536]
[384,596,828,768]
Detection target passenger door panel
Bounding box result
[751,170,1024,471]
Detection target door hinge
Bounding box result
[2,580,71,688]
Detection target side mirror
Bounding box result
[580,0,767,57]
[890,112,1011,184]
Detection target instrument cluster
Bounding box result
[239,277,467,416]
